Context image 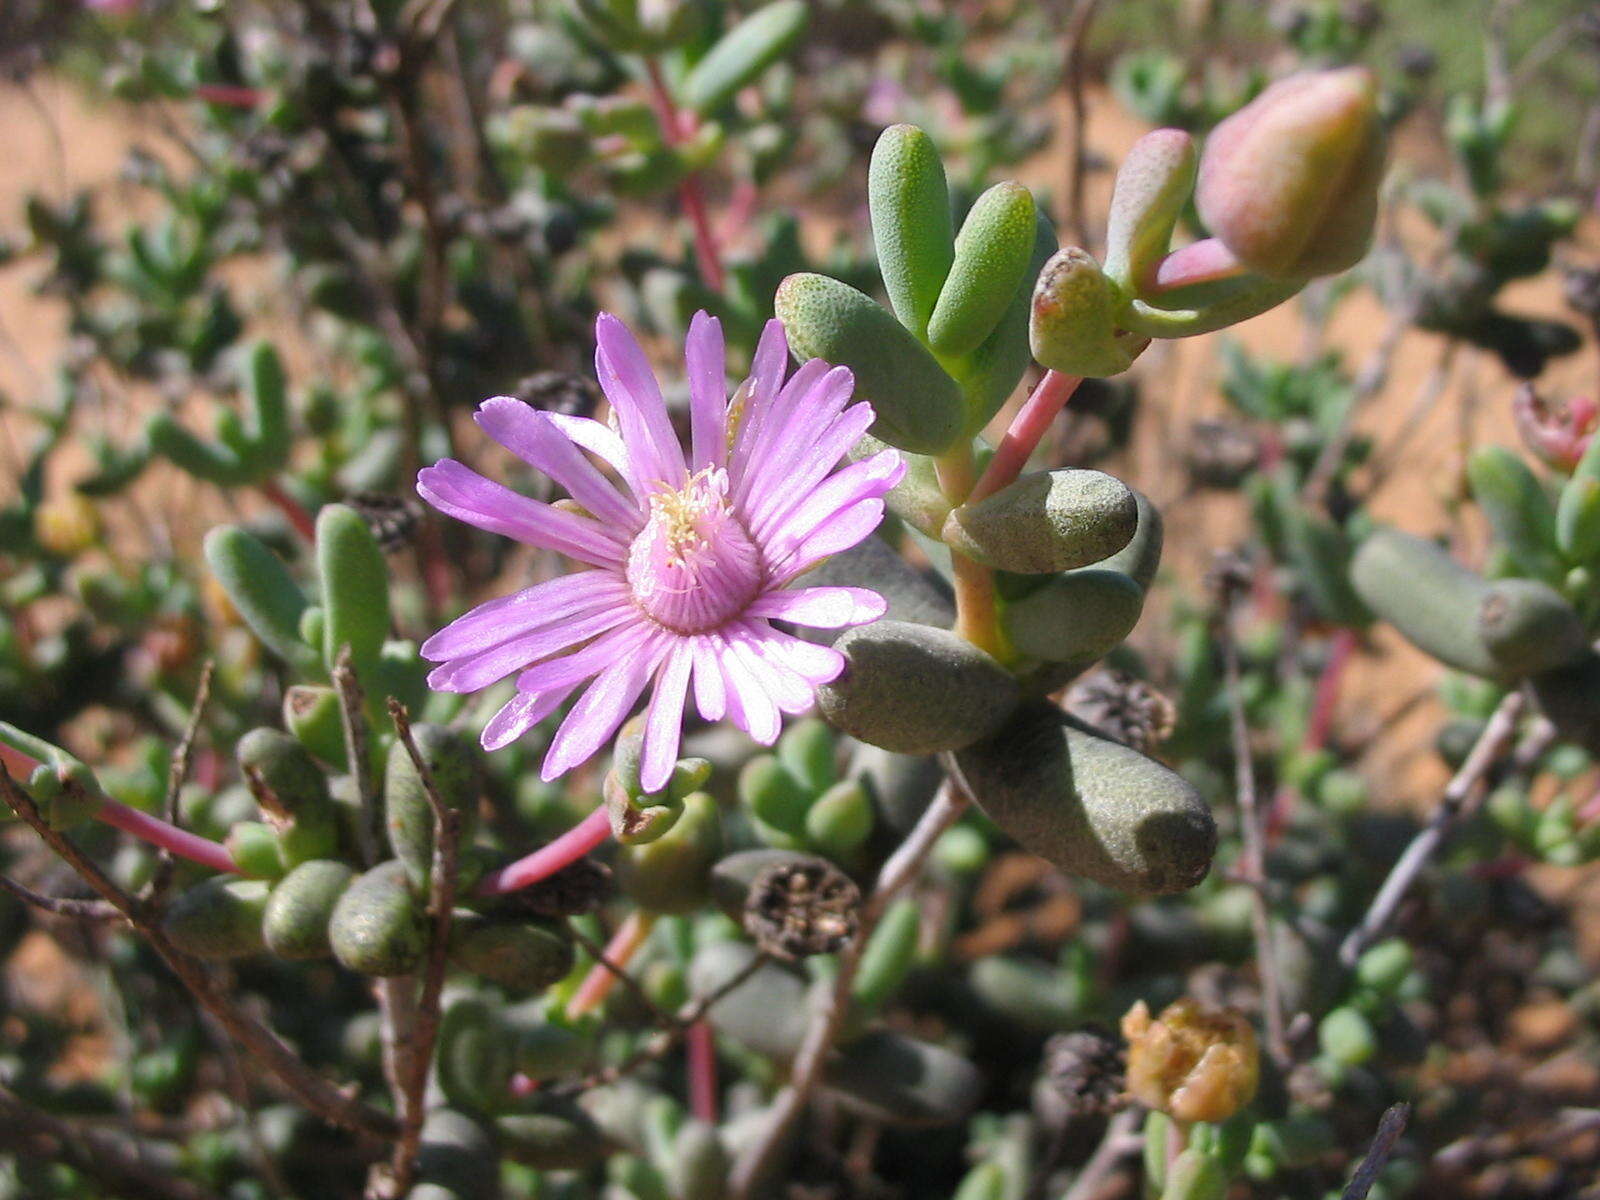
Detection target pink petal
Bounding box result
[475,397,641,528]
[771,499,887,582]
[545,414,635,491]
[482,686,580,751]
[541,634,668,780]
[418,460,626,568]
[737,367,857,510]
[685,311,729,472]
[750,628,848,686]
[729,630,815,715]
[730,358,828,496]
[595,313,686,489]
[426,604,633,693]
[748,586,887,629]
[640,642,693,792]
[717,637,781,744]
[515,620,654,695]
[421,571,627,661]
[754,443,903,547]
[690,635,727,721]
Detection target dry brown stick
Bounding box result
[1338,691,1527,967]
[0,871,120,920]
[384,700,465,1195]
[332,648,382,867]
[0,766,398,1139]
[146,660,216,903]
[1215,571,1291,1073]
[1059,0,1104,250]
[729,776,972,1200]
[0,1082,220,1200]
[1341,1102,1411,1200]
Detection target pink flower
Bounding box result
[419,311,904,793]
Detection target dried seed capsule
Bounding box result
[162,878,270,960]
[263,860,354,960]
[943,469,1138,575]
[823,1029,982,1127]
[710,848,833,919]
[742,857,861,960]
[448,913,575,993]
[328,860,427,976]
[955,702,1215,895]
[817,620,1019,754]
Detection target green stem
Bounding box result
[935,443,1004,658]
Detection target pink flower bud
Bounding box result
[1195,66,1386,279]
[1513,384,1597,473]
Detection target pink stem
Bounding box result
[967,370,1083,505]
[1144,237,1250,297]
[477,804,613,896]
[193,84,264,109]
[566,909,656,1020]
[687,1018,718,1123]
[0,742,43,781]
[258,478,316,543]
[97,799,241,875]
[1304,627,1358,752]
[643,60,725,293]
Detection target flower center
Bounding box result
[626,467,763,633]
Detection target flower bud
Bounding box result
[1195,67,1386,279]
[1122,998,1259,1123]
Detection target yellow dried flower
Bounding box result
[1122,998,1259,1123]
[34,494,102,557]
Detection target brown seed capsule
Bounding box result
[1066,670,1177,753]
[743,858,861,960]
[1043,1026,1127,1124]
[1122,998,1259,1123]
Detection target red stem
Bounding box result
[967,370,1083,505]
[0,742,42,781]
[477,804,613,895]
[686,1018,718,1123]
[566,909,656,1020]
[1304,627,1358,752]
[97,799,241,875]
[258,478,316,543]
[643,60,725,293]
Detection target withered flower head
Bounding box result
[744,858,861,960]
[1044,1027,1128,1122]
[1122,998,1259,1123]
[1066,670,1177,753]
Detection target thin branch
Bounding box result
[0,872,121,920]
[1341,1103,1411,1200]
[0,1083,220,1200]
[1338,691,1527,966]
[1215,568,1291,1072]
[0,766,397,1139]
[146,660,216,903]
[332,648,381,867]
[385,700,465,1195]
[729,776,971,1200]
